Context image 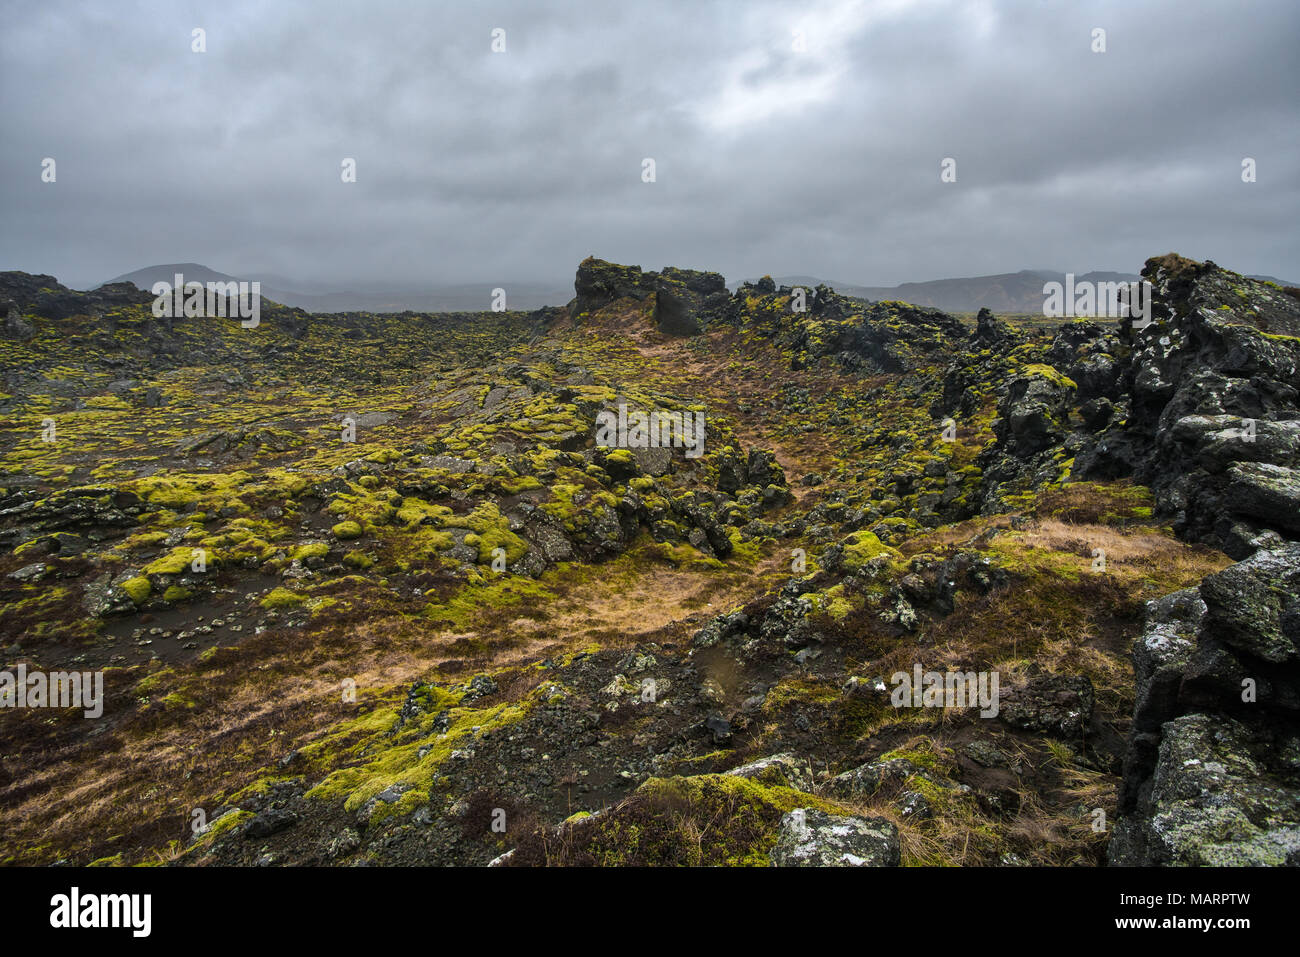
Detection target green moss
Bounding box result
[127,531,170,549]
[840,530,898,570]
[469,524,529,564]
[764,677,840,709]
[290,542,330,562]
[879,743,946,773]
[260,587,304,609]
[605,448,636,468]
[394,499,454,527]
[143,547,194,576]
[725,528,763,564]
[384,526,456,568]
[332,521,364,540]
[421,576,555,628]
[134,666,177,695]
[304,692,533,828]
[182,809,253,855]
[128,471,252,511]
[801,583,857,622]
[121,576,151,604]
[550,772,847,866]
[646,541,723,570]
[495,474,542,494]
[1021,363,1077,390]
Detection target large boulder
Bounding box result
[2,300,34,340]
[572,258,654,316]
[1109,544,1300,865]
[1198,546,1300,665]
[1224,463,1300,536]
[1109,713,1300,866]
[992,367,1076,458]
[652,284,699,335]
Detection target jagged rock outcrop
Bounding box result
[976,255,1300,554]
[970,306,1015,347]
[0,272,153,319]
[1109,544,1300,865]
[992,368,1076,458]
[570,257,730,335]
[1045,320,1121,403]
[914,255,1300,866]
[729,278,969,374]
[1069,255,1300,557]
[571,257,975,372]
[974,364,1079,511]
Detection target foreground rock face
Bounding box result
[1109,544,1300,865]
[958,254,1300,865]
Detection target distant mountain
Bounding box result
[745,270,1138,314]
[106,263,242,289]
[745,268,1299,314]
[101,264,571,313]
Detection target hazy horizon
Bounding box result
[79,258,1294,298]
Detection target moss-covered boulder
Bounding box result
[331,520,363,540]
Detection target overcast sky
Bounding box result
[2,0,1298,291]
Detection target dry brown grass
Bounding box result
[1,536,793,864]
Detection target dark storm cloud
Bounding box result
[1,0,1297,291]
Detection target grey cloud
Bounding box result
[1,0,1296,292]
